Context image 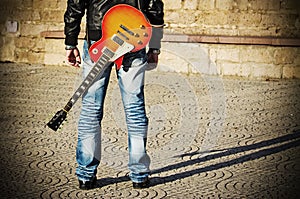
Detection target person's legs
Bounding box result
[76,40,112,183]
[117,52,150,184]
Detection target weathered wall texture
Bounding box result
[0,0,66,63]
[164,0,300,37]
[0,0,300,78]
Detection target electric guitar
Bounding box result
[47,4,152,131]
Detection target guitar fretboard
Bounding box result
[63,35,125,112]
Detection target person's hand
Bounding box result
[146,49,160,71]
[66,47,81,67]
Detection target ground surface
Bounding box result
[0,63,299,198]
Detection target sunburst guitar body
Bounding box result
[89,4,152,69]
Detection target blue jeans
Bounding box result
[76,40,150,183]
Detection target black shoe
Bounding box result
[132,177,150,189]
[79,177,97,190]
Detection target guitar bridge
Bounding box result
[109,34,134,61]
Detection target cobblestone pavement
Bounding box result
[0,63,299,199]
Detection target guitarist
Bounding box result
[64,0,164,190]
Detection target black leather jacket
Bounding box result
[64,0,164,49]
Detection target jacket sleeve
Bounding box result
[64,0,86,46]
[144,0,164,49]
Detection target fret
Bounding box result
[99,59,107,66]
[76,91,81,96]
[80,85,86,90]
[64,100,74,112]
[94,62,103,70]
[93,65,100,71]
[89,72,96,78]
[102,53,110,61]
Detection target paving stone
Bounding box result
[0,63,299,198]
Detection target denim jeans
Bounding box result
[75,40,150,183]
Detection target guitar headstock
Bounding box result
[47,109,67,131]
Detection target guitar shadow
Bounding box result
[94,130,300,188]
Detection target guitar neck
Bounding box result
[62,34,134,113]
[63,53,113,112]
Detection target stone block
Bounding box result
[219,60,252,77]
[184,0,198,10]
[44,53,66,66]
[45,39,65,54]
[57,1,67,10]
[282,65,300,79]
[274,48,298,65]
[33,0,59,10]
[216,0,235,10]
[13,10,35,22]
[20,23,47,37]
[26,51,44,63]
[234,0,249,11]
[40,10,64,23]
[20,23,65,37]
[216,47,240,63]
[240,46,274,64]
[15,50,29,63]
[228,12,262,27]
[163,0,182,10]
[161,42,211,74]
[165,12,181,24]
[220,62,241,76]
[22,0,34,8]
[157,44,189,73]
[0,36,15,62]
[239,63,252,77]
[249,0,280,11]
[15,36,36,50]
[252,64,282,79]
[14,47,43,63]
[198,0,215,10]
[198,11,229,26]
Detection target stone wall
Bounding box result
[164,0,300,37]
[0,0,299,78]
[159,42,300,79]
[0,0,66,63]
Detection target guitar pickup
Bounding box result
[112,34,124,46]
[117,30,129,41]
[120,24,134,36]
